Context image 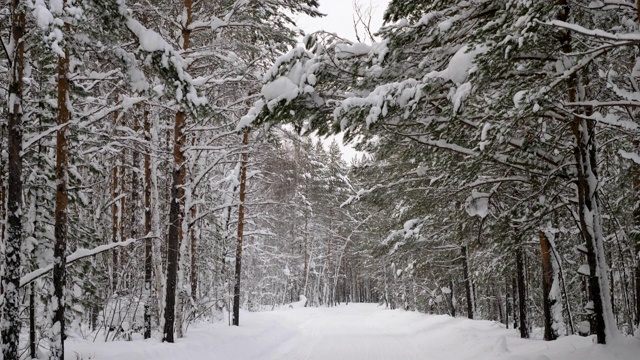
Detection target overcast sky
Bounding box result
[297,0,390,43]
[294,0,391,162]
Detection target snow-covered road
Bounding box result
[265,305,439,360]
[67,303,636,360]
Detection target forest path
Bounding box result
[263,303,459,360]
[66,303,629,360]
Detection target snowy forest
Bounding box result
[2,0,640,359]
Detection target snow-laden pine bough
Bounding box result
[17,236,159,289]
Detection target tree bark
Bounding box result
[144,105,153,339]
[449,279,456,317]
[505,277,510,328]
[163,0,191,342]
[636,226,640,329]
[118,149,126,280]
[516,247,529,338]
[512,276,518,330]
[51,10,71,359]
[190,197,198,299]
[461,245,473,319]
[540,231,559,340]
[558,1,614,344]
[233,131,250,326]
[1,5,25,359]
[30,282,36,358]
[130,107,140,247]
[0,122,5,249]
[327,211,333,307]
[29,159,42,358]
[162,109,186,342]
[495,285,503,324]
[112,107,121,291]
[303,214,309,296]
[632,139,640,330]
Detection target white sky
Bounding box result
[297,0,389,43]
[295,0,391,162]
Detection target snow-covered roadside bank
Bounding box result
[66,304,638,360]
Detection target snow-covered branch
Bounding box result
[19,236,158,288]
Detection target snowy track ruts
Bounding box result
[66,303,637,360]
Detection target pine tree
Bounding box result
[1,1,26,359]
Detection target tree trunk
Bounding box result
[449,279,456,317]
[516,247,529,338]
[162,109,186,342]
[495,285,503,324]
[51,11,71,359]
[176,291,184,338]
[328,215,333,307]
[130,108,140,243]
[636,229,640,330]
[151,115,164,327]
[233,131,250,326]
[162,0,191,342]
[143,105,153,339]
[636,0,640,332]
[540,231,560,340]
[559,1,615,344]
[632,138,640,330]
[512,276,518,330]
[118,149,126,282]
[0,124,5,248]
[190,202,198,299]
[461,245,474,319]
[505,277,510,328]
[303,215,309,296]
[29,162,41,358]
[30,282,36,358]
[112,107,121,291]
[1,3,25,359]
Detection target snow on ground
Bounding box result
[67,303,637,360]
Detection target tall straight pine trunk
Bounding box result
[634,146,640,328]
[516,247,529,338]
[190,204,198,299]
[461,245,474,319]
[505,277,510,328]
[163,109,186,342]
[233,131,250,326]
[634,1,640,332]
[51,6,71,359]
[112,107,121,291]
[0,125,5,251]
[130,107,140,246]
[1,2,25,359]
[163,0,191,342]
[144,105,153,339]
